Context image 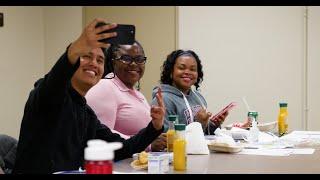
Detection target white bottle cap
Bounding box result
[87,139,108,147]
[84,139,123,161]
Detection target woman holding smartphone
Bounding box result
[151,49,250,137]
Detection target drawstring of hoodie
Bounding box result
[180,91,194,124]
[180,88,213,135]
[159,85,214,135]
[191,89,214,135]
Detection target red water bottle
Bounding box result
[84,139,122,174]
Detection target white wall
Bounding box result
[307,6,320,130]
[0,6,318,138]
[0,7,83,138]
[43,7,83,72]
[178,6,306,131]
[0,7,45,138]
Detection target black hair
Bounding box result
[102,41,144,90]
[160,49,204,90]
[102,41,144,78]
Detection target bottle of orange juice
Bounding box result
[167,115,177,152]
[173,124,187,171]
[278,102,288,136]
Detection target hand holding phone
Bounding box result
[95,22,135,45]
[210,102,237,124]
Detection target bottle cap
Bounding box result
[174,124,186,131]
[279,103,288,107]
[168,115,178,122]
[248,111,258,118]
[87,139,108,147]
[84,139,122,161]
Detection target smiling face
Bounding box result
[172,55,198,94]
[113,43,145,89]
[71,48,105,95]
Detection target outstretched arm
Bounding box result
[36,18,117,107]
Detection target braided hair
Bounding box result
[102,41,144,78]
[102,41,145,90]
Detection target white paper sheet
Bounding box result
[279,131,320,147]
[237,148,315,156]
[281,131,320,140]
[237,148,292,156]
[290,148,315,155]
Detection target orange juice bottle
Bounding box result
[278,102,288,136]
[167,115,177,152]
[173,124,186,171]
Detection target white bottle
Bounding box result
[248,119,259,143]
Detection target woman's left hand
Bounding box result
[211,111,229,127]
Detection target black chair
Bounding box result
[0,134,18,174]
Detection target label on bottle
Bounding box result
[278,114,286,136]
[173,139,187,171]
[85,160,112,174]
[148,153,169,174]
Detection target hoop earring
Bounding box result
[103,62,115,79]
[104,71,115,79]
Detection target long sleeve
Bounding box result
[87,77,151,137]
[36,48,80,109]
[94,119,163,161]
[110,129,130,139]
[13,48,81,174]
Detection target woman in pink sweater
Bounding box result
[86,41,166,151]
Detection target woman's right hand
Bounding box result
[68,18,117,64]
[211,111,229,127]
[151,133,167,152]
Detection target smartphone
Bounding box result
[210,102,237,121]
[95,22,135,45]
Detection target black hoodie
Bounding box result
[13,48,162,174]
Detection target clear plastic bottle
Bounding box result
[247,111,258,127]
[167,115,177,152]
[84,139,122,174]
[173,124,187,171]
[248,118,259,143]
[278,102,288,136]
